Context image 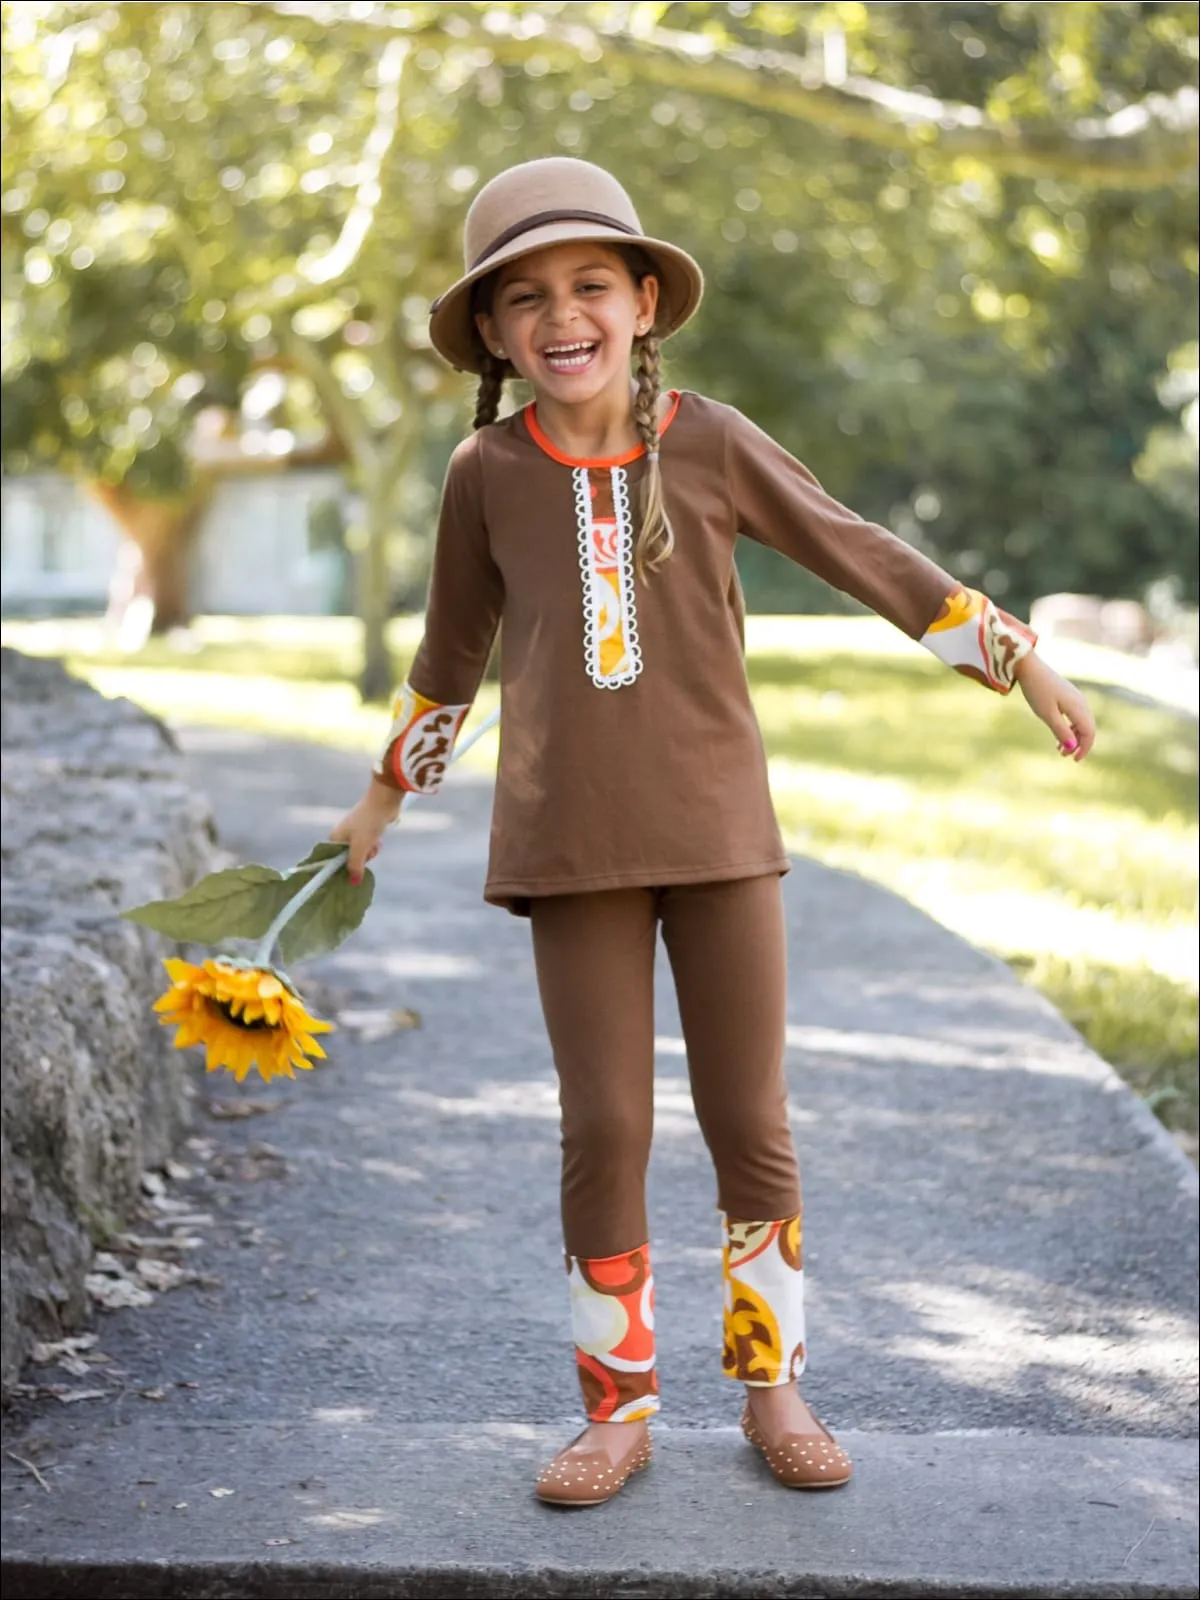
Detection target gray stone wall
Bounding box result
[1,648,218,1397]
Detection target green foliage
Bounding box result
[1011,953,1198,1138]
[276,844,376,966]
[122,864,298,943]
[122,839,375,968]
[2,0,1197,607]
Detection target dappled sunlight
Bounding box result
[879,1280,1197,1428]
[405,1211,480,1232]
[769,748,1196,986]
[473,1422,542,1442]
[310,1405,374,1424]
[283,802,451,834]
[385,1070,812,1136]
[359,1158,424,1183]
[303,1507,388,1531]
[327,948,480,980]
[888,873,1197,984]
[784,1023,1102,1081]
[392,1074,734,1136]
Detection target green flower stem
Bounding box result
[252,850,348,968]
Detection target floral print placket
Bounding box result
[573,466,643,690]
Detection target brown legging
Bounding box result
[529,873,801,1259]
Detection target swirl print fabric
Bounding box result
[573,466,643,690]
[567,1244,659,1421]
[374,681,471,794]
[722,1214,806,1387]
[920,584,1037,693]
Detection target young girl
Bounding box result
[331,157,1095,1506]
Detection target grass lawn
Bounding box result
[4,612,1196,1156]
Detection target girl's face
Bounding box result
[475,241,658,406]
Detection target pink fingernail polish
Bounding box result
[350,873,362,886]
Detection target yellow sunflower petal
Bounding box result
[162,958,200,983]
[286,1003,332,1035]
[293,1035,327,1060]
[257,975,284,1000]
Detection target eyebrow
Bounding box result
[500,262,620,289]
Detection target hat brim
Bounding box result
[428,220,704,374]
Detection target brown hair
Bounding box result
[468,246,674,580]
[469,274,509,430]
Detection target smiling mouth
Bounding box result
[541,341,599,373]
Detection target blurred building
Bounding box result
[1,382,352,619]
[1,468,348,618]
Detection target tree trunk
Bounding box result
[357,472,395,703]
[91,480,208,638]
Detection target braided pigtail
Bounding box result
[631,331,674,580]
[473,351,507,431]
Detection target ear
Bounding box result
[634,272,660,333]
[474,309,503,360]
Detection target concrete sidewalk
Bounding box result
[3,728,1197,1598]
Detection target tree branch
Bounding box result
[251,1,1198,190]
[589,20,1198,188]
[304,34,409,287]
[281,326,377,475]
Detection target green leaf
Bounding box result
[276,864,375,967]
[291,842,351,873]
[121,865,292,943]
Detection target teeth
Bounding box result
[544,341,596,371]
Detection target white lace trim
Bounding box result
[574,465,643,691]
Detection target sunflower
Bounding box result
[153,958,333,1084]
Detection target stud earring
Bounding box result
[494,348,507,360]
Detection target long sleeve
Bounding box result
[724,405,1035,692]
[374,433,504,794]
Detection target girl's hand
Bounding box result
[1014,654,1096,761]
[329,778,404,884]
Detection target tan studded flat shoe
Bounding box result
[534,1429,653,1507]
[741,1402,853,1489]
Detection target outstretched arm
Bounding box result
[725,405,1095,755]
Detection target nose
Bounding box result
[544,290,580,329]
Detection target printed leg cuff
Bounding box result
[567,1243,660,1421]
[721,1214,806,1387]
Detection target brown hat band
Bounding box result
[470,208,640,270]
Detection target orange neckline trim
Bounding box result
[524,390,682,468]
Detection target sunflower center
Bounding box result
[208,997,273,1032]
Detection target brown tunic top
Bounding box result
[375,391,1035,915]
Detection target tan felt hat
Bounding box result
[429,157,704,374]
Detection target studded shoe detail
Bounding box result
[534,1431,653,1507]
[741,1403,852,1489]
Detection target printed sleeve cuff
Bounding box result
[373,683,471,794]
[919,585,1037,694]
